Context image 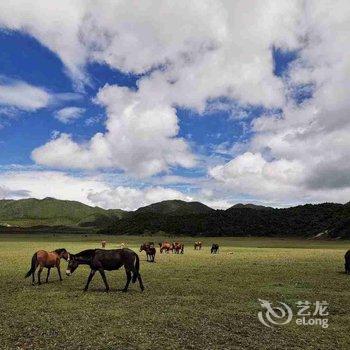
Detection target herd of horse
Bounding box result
[24,240,221,292]
[25,244,350,292]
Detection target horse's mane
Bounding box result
[54,248,67,254]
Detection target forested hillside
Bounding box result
[0,198,349,238]
[103,202,350,238]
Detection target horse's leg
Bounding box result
[46,268,51,283]
[137,273,145,291]
[32,262,38,285]
[37,266,43,285]
[123,268,132,292]
[83,269,96,291]
[56,265,63,281]
[98,269,109,292]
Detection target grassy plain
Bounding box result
[0,234,349,349]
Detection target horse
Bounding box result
[345,250,350,274]
[140,242,156,262]
[194,241,202,250]
[211,243,219,254]
[25,248,69,285]
[159,241,173,254]
[173,242,184,254]
[65,248,144,292]
[101,240,107,248]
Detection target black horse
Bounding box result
[211,243,219,254]
[345,250,350,274]
[66,248,144,292]
[140,243,156,262]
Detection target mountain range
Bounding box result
[0,197,349,238]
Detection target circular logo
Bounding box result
[258,299,293,328]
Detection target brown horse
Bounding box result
[194,241,202,250]
[159,241,173,254]
[173,242,184,254]
[101,240,107,248]
[140,242,156,262]
[25,248,69,285]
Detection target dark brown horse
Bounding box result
[140,242,156,262]
[25,248,69,285]
[159,241,173,254]
[211,243,219,254]
[66,248,144,292]
[194,241,202,250]
[173,242,184,254]
[345,250,350,274]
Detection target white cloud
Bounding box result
[32,86,196,176]
[88,186,193,211]
[0,185,30,199]
[0,79,50,111]
[0,169,220,210]
[54,107,85,123]
[1,1,350,205]
[0,170,108,205]
[2,1,301,177]
[210,0,350,204]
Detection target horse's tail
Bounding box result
[132,253,140,283]
[25,253,37,278]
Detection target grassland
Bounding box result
[0,234,349,349]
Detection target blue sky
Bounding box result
[0,1,349,210]
[0,31,294,166]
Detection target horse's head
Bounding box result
[139,244,145,252]
[55,248,70,260]
[66,254,79,276]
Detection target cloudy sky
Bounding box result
[0,0,349,210]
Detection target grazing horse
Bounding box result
[140,242,156,262]
[173,242,184,254]
[345,250,350,274]
[211,243,219,254]
[101,240,107,248]
[66,248,144,292]
[25,248,69,285]
[194,241,202,250]
[159,241,173,254]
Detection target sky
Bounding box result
[0,0,349,210]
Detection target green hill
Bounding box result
[229,203,273,210]
[0,197,127,227]
[135,199,214,215]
